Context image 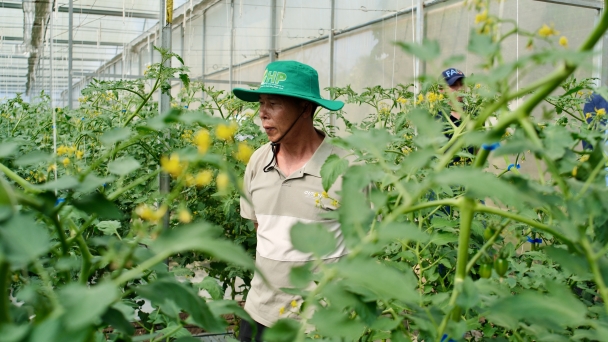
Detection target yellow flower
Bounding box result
[475,84,481,89]
[475,10,488,24]
[185,174,196,187]
[161,154,187,178]
[572,166,578,177]
[586,113,593,119]
[216,172,230,191]
[194,129,211,154]
[216,122,239,141]
[290,300,298,308]
[62,158,70,167]
[48,163,57,172]
[76,150,84,159]
[416,94,424,104]
[279,306,285,315]
[196,170,214,187]
[538,23,559,38]
[559,36,568,47]
[580,155,590,162]
[596,108,606,116]
[178,209,192,223]
[331,199,339,207]
[315,198,321,205]
[427,92,439,103]
[234,142,254,163]
[314,192,319,197]
[135,204,167,223]
[396,97,408,104]
[321,191,329,198]
[57,145,68,156]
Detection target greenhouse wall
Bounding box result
[16,0,602,110]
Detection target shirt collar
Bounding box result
[261,133,334,178]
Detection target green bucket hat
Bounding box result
[233,60,344,111]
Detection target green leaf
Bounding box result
[100,127,132,145]
[14,151,51,166]
[59,282,119,330]
[77,174,115,193]
[376,222,430,244]
[0,213,50,268]
[73,192,123,219]
[545,246,592,280]
[0,324,29,342]
[108,156,141,176]
[289,263,313,289]
[290,222,337,257]
[455,277,480,310]
[409,109,446,147]
[543,125,575,160]
[262,319,299,342]
[136,278,225,332]
[101,307,135,336]
[336,257,418,303]
[320,154,349,192]
[397,39,440,61]
[196,276,224,300]
[179,73,190,89]
[309,307,367,340]
[150,222,254,270]
[95,221,121,236]
[0,142,19,158]
[207,300,254,324]
[486,281,586,330]
[37,175,80,191]
[0,176,17,222]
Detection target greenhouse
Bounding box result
[1,0,608,341]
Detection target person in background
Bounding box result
[582,92,608,150]
[232,61,349,342]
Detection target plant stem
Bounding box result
[108,168,160,200]
[123,77,161,127]
[466,221,510,273]
[0,162,41,194]
[0,259,11,324]
[582,238,608,316]
[113,251,170,285]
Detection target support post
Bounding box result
[269,0,276,63]
[328,0,336,132]
[414,0,424,95]
[159,0,172,231]
[594,8,604,86]
[229,0,234,89]
[68,0,73,109]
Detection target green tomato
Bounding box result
[483,227,495,240]
[479,263,492,279]
[494,258,508,277]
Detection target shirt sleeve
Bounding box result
[240,159,256,221]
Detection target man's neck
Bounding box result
[275,127,324,176]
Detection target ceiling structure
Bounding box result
[0,0,190,100]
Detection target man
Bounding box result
[233,61,349,341]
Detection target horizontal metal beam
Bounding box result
[0,1,158,18]
[0,54,107,62]
[3,36,125,46]
[532,0,603,9]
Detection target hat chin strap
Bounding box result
[263,110,305,173]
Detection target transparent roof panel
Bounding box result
[0,0,192,99]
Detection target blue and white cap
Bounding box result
[441,68,465,86]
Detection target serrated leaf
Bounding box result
[100,128,132,145]
[0,142,19,158]
[101,307,135,336]
[468,31,499,58]
[95,221,121,236]
[196,276,224,300]
[59,282,119,330]
[262,319,299,342]
[73,192,123,219]
[37,175,80,191]
[150,222,254,270]
[320,154,348,192]
[14,151,52,166]
[310,307,367,340]
[179,73,190,89]
[108,156,141,176]
[0,213,50,267]
[136,278,224,332]
[290,222,337,257]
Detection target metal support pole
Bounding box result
[269,0,276,63]
[414,0,424,95]
[328,0,336,132]
[202,10,206,99]
[68,0,73,109]
[594,8,604,86]
[159,0,172,231]
[229,0,234,89]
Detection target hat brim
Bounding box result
[233,87,344,111]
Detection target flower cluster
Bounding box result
[57,145,84,159]
[160,154,188,178]
[313,191,340,208]
[538,23,559,38]
[215,122,239,141]
[135,204,168,223]
[234,141,254,163]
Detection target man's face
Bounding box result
[444,79,463,102]
[258,94,305,142]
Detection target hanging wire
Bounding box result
[50,0,58,188]
[391,11,397,89]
